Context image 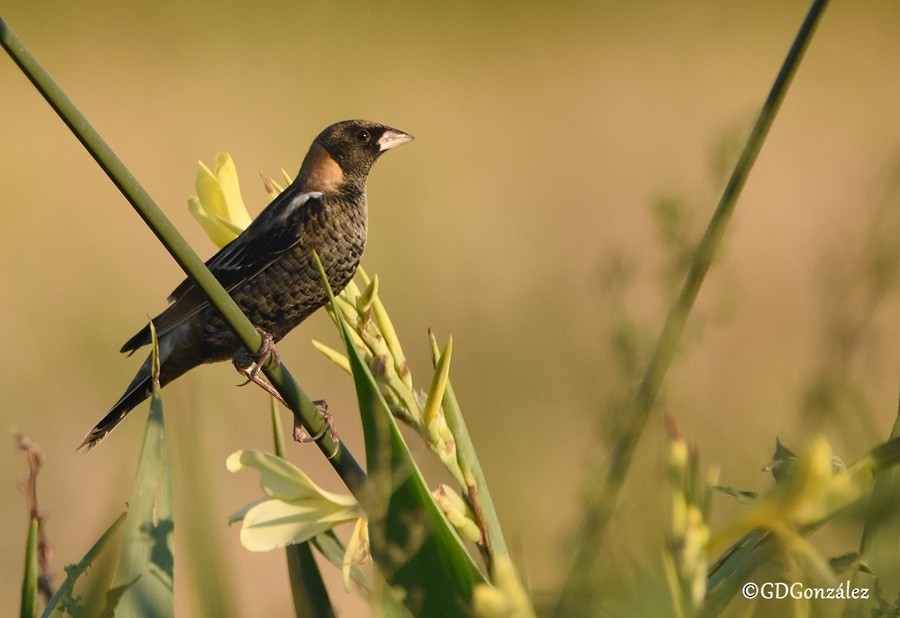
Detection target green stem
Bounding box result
[0,17,366,493]
[556,0,831,611]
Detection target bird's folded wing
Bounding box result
[120,189,323,353]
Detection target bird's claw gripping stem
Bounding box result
[294,399,340,459]
[233,328,286,405]
[233,336,339,456]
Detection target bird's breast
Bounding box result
[228,194,368,340]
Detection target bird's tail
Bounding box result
[83,318,208,449]
[80,355,157,450]
[78,340,196,450]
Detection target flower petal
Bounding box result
[237,497,361,552]
[227,449,357,505]
[213,152,252,232]
[342,517,369,591]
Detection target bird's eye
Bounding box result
[355,129,371,143]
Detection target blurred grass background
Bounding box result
[1,1,899,615]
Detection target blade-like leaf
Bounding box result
[106,325,174,617]
[20,517,38,618]
[845,397,900,616]
[286,544,335,618]
[42,512,127,618]
[314,252,484,616]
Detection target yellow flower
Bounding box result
[188,152,253,247]
[227,450,365,554]
[710,436,878,558]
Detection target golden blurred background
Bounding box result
[1,1,899,615]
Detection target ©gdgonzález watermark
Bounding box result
[742,581,869,601]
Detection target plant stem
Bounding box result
[555,0,831,611]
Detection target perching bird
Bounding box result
[82,120,413,448]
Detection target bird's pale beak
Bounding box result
[378,129,414,152]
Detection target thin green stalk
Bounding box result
[556,0,831,611]
[0,17,365,492]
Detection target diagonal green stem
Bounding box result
[0,17,366,492]
[555,0,831,611]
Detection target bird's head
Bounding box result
[296,120,413,193]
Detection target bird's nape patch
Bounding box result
[296,143,344,193]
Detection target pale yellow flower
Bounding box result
[188,152,253,247]
[227,449,365,555]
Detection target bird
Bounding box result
[82,120,413,448]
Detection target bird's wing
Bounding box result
[120,188,323,353]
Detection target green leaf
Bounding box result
[20,517,38,618]
[42,512,127,618]
[314,252,484,616]
[431,337,510,560]
[845,398,900,614]
[105,325,174,617]
[285,544,335,618]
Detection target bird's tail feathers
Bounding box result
[120,322,152,355]
[80,356,155,450]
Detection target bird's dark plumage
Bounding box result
[83,120,412,448]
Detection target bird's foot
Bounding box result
[233,364,289,407]
[233,329,286,406]
[242,328,282,378]
[294,399,340,459]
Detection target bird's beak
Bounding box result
[378,129,414,152]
